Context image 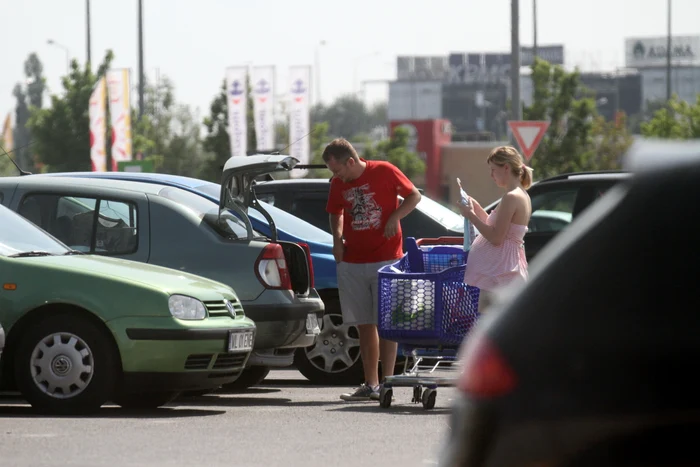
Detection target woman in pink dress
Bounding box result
[457,146,533,313]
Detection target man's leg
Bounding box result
[357,324,380,388]
[379,338,398,379]
[337,261,380,401]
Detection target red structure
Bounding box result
[389,119,452,199]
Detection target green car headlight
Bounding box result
[168,294,207,320]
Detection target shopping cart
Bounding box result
[376,236,480,409]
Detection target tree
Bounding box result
[312,95,387,140]
[202,80,230,183]
[12,53,46,172]
[130,74,208,176]
[523,58,632,178]
[28,51,114,172]
[640,94,700,139]
[364,126,425,180]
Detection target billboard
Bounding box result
[397,46,564,83]
[625,36,700,68]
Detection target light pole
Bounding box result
[510,0,522,129]
[314,40,326,106]
[353,51,380,95]
[47,39,71,74]
[666,0,672,101]
[86,0,92,67]
[533,0,538,60]
[138,0,145,120]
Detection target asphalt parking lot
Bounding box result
[0,369,456,467]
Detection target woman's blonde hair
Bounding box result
[487,146,533,189]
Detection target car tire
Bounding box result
[14,313,118,415]
[220,367,270,392]
[294,296,365,385]
[113,391,180,410]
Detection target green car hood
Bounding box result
[15,254,235,301]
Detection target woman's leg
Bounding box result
[477,289,493,314]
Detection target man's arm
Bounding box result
[384,187,421,238]
[329,213,344,262]
[395,187,421,220]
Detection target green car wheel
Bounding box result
[15,313,118,415]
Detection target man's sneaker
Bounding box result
[369,384,395,401]
[340,383,379,401]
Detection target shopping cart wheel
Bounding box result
[412,385,423,403]
[422,389,437,409]
[379,388,393,409]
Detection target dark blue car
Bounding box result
[43,171,367,384]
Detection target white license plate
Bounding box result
[228,330,254,353]
[306,313,321,336]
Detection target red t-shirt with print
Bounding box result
[326,159,415,264]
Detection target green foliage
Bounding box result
[28,51,114,172]
[13,53,47,172]
[523,58,632,178]
[131,75,208,176]
[311,95,387,140]
[640,94,700,139]
[201,79,230,183]
[364,126,425,180]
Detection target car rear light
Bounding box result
[255,244,292,290]
[457,332,516,398]
[297,242,314,289]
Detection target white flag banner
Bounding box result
[288,65,311,178]
[226,66,248,158]
[106,69,133,169]
[89,77,107,172]
[251,66,275,152]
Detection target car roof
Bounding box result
[4,175,169,195]
[38,171,213,189]
[536,170,631,184]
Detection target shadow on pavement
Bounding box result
[328,404,452,416]
[260,379,347,388]
[175,394,344,408]
[0,402,226,419]
[211,387,282,395]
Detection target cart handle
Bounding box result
[416,236,464,246]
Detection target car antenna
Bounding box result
[0,141,33,176]
[271,127,318,156]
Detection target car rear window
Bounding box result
[158,187,262,239]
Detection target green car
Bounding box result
[0,203,256,414]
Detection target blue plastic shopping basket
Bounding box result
[378,237,481,347]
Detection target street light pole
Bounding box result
[315,40,326,106]
[666,0,672,102]
[533,0,538,60]
[47,39,71,74]
[86,0,92,67]
[138,0,145,120]
[511,0,522,125]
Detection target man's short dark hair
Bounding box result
[322,138,359,164]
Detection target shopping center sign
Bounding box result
[625,36,700,68]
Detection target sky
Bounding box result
[1,0,699,123]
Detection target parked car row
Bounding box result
[33,164,631,387]
[0,155,325,413]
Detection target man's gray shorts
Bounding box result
[336,259,397,326]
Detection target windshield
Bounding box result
[414,195,465,233]
[195,183,333,244]
[159,186,263,239]
[0,204,69,257]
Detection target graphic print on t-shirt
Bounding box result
[343,183,382,231]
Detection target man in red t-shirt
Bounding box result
[323,138,421,401]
